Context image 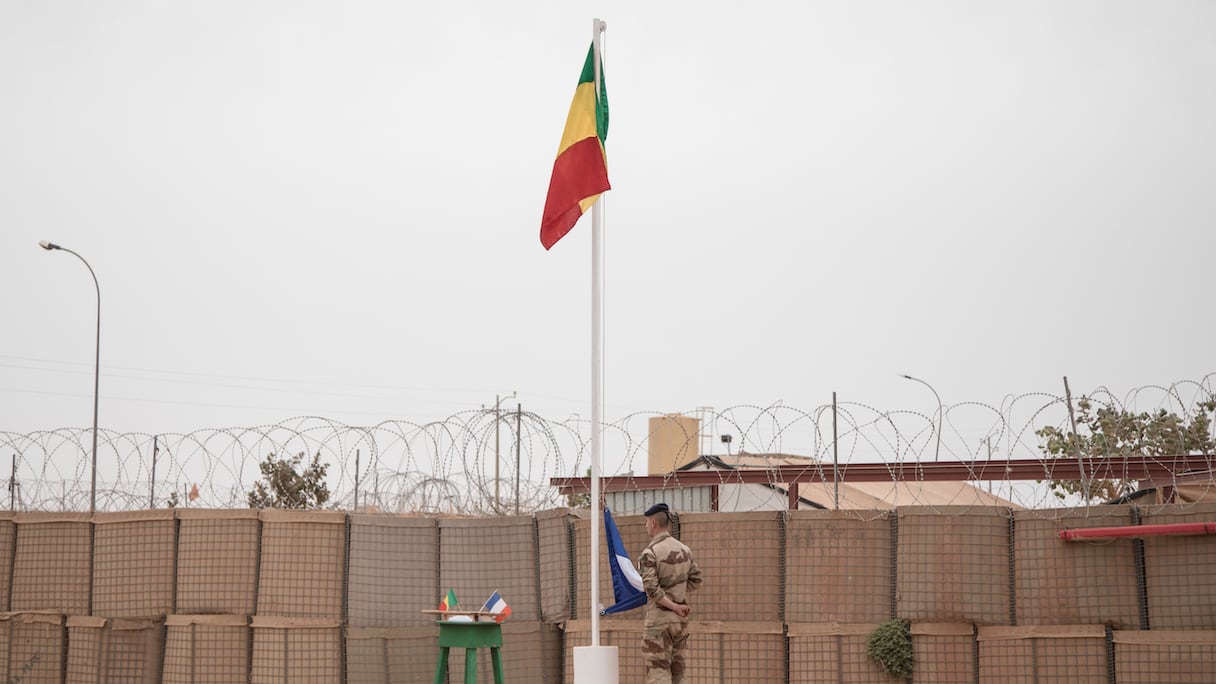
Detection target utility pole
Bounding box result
[495,395,500,512]
[149,435,158,509]
[489,392,516,513]
[515,403,522,515]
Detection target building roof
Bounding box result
[682,452,1021,510]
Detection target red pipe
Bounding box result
[1059,522,1216,541]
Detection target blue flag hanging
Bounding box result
[601,506,647,615]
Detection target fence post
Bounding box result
[149,435,158,509]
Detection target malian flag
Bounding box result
[540,42,610,250]
[481,590,512,623]
[439,588,458,612]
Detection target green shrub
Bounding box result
[866,619,914,679]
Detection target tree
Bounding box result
[247,451,331,509]
[1036,398,1216,503]
[565,467,592,509]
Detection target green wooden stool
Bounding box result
[433,620,504,684]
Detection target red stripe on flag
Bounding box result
[540,136,610,250]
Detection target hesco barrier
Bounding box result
[0,504,1213,682]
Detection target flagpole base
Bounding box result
[574,645,619,684]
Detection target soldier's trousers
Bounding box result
[642,621,689,684]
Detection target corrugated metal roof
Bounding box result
[605,487,714,514]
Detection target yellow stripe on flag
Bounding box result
[557,82,600,157]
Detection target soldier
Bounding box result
[638,502,703,684]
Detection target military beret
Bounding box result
[644,502,670,517]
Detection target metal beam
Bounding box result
[549,454,1216,495]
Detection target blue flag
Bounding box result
[601,506,647,616]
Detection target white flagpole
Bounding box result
[589,14,606,650]
[575,19,618,684]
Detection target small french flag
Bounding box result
[481,590,512,623]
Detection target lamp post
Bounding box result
[900,373,942,462]
[39,241,101,513]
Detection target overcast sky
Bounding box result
[2,1,1214,449]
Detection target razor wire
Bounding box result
[0,375,1213,514]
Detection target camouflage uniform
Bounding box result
[638,530,703,684]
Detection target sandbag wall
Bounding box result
[0,504,1213,683]
[344,512,565,683]
[0,508,571,684]
[568,504,1216,683]
[565,511,787,682]
[5,512,90,681]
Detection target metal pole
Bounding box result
[150,435,158,509]
[89,260,99,514]
[589,16,607,647]
[985,435,994,495]
[1063,376,1089,503]
[10,453,16,513]
[832,392,839,510]
[515,404,522,515]
[900,374,942,462]
[495,394,500,513]
[40,241,100,513]
[354,448,360,511]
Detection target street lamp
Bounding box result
[40,241,101,513]
[900,373,942,462]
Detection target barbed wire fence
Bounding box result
[1,375,1213,515]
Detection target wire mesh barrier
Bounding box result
[1112,630,1216,684]
[787,623,892,682]
[1,612,67,682]
[93,510,176,618]
[1,375,1213,514]
[1013,507,1142,627]
[909,623,976,683]
[250,617,344,683]
[256,510,346,619]
[162,615,249,683]
[176,508,260,615]
[10,512,91,614]
[0,506,1209,682]
[66,616,163,683]
[976,626,1110,682]
[0,376,1212,680]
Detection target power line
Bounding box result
[0,361,486,406]
[0,387,459,423]
[0,354,483,395]
[0,354,645,417]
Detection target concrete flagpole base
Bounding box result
[574,645,619,684]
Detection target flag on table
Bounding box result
[439,589,458,612]
[601,506,647,615]
[481,590,512,623]
[540,42,610,250]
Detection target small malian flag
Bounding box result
[439,589,458,612]
[540,42,610,250]
[481,590,512,623]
